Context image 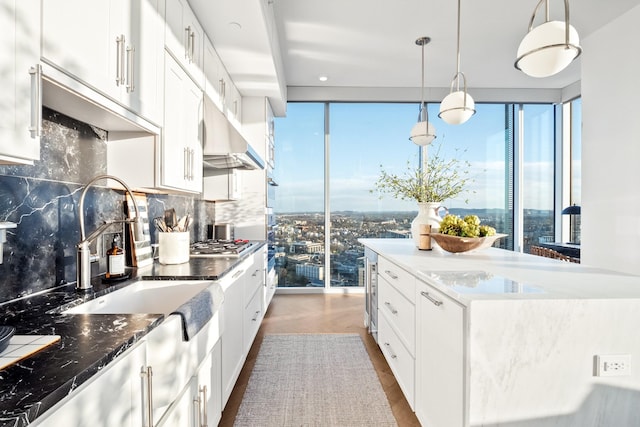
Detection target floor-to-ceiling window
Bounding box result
[274,101,571,289]
[428,103,513,250]
[522,104,556,253]
[273,103,326,287]
[328,103,418,287]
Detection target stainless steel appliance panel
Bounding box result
[364,247,379,343]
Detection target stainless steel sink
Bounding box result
[63,280,214,315]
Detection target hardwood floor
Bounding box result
[219,293,420,426]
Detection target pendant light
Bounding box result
[409,37,436,146]
[439,0,475,126]
[515,0,581,78]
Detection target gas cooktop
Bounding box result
[190,239,254,258]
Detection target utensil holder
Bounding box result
[158,232,190,264]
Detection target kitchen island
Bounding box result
[0,242,266,427]
[360,238,640,427]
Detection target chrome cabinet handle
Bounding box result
[190,148,195,181]
[252,269,261,277]
[115,35,125,85]
[193,394,201,427]
[185,26,191,61]
[126,45,135,93]
[232,269,245,279]
[421,291,443,306]
[189,31,196,63]
[252,310,260,321]
[384,342,397,359]
[384,270,398,280]
[200,385,208,427]
[183,147,189,180]
[384,301,398,315]
[28,64,42,138]
[141,366,154,427]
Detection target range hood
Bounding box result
[203,95,265,170]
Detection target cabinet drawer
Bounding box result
[379,256,415,301]
[244,256,264,308]
[378,313,415,410]
[243,285,263,353]
[379,276,415,355]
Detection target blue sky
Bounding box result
[274,102,567,213]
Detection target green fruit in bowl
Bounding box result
[439,214,496,238]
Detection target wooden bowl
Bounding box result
[429,233,507,253]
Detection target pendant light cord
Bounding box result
[454,0,461,90]
[420,40,426,121]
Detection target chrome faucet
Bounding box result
[76,175,144,291]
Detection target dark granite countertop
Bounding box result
[0,242,265,427]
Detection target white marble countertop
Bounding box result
[360,238,640,305]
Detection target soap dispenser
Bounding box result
[106,234,125,279]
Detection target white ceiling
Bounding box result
[191,0,640,113]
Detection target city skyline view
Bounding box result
[273,102,573,213]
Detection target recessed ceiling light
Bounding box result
[229,21,242,30]
[318,75,328,82]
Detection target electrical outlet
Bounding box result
[594,354,631,377]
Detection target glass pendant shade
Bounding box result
[410,37,436,146]
[410,120,436,146]
[440,0,475,126]
[515,20,580,77]
[439,90,476,125]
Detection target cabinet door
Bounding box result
[203,36,225,111]
[35,343,146,427]
[195,342,222,427]
[0,0,40,164]
[203,169,241,201]
[156,377,197,427]
[225,81,242,130]
[184,77,203,193]
[120,0,164,124]
[42,0,114,98]
[146,315,188,424]
[165,0,204,87]
[162,54,203,193]
[415,281,465,427]
[221,268,245,407]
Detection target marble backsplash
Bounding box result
[0,108,214,304]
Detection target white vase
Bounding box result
[411,202,446,248]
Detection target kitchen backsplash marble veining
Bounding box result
[0,108,214,304]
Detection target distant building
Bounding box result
[290,241,323,254]
[384,230,411,238]
[296,263,324,281]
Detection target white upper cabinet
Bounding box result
[42,0,164,124]
[165,0,205,88]
[161,53,203,193]
[203,36,225,112]
[0,0,41,164]
[204,36,242,130]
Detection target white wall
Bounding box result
[581,4,640,273]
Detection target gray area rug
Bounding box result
[234,333,398,427]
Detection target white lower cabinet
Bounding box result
[377,256,416,409]
[415,280,465,427]
[34,341,146,426]
[221,252,267,408]
[34,310,222,427]
[157,341,222,427]
[221,267,245,407]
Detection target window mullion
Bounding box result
[324,102,331,289]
